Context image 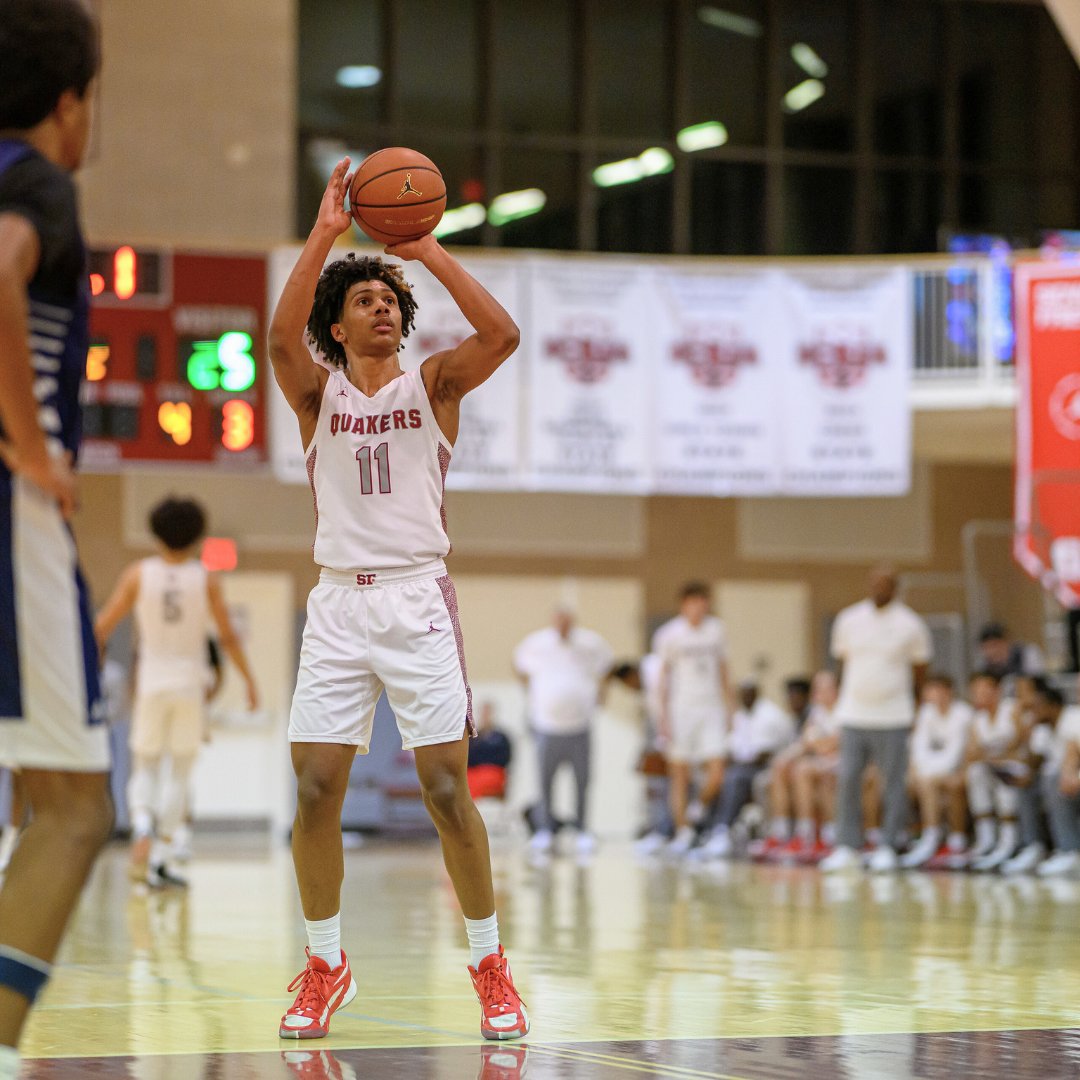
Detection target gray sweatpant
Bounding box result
[536,731,591,831]
[836,725,910,850]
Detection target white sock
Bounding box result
[464,912,500,968]
[821,822,837,846]
[0,1045,18,1080]
[947,831,967,853]
[796,818,816,843]
[975,817,995,850]
[999,821,1018,850]
[770,817,792,841]
[305,913,342,970]
[917,826,942,851]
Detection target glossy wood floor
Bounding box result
[13,830,1080,1078]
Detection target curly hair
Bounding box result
[149,497,206,552]
[306,253,418,366]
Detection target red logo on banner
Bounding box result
[545,320,629,384]
[798,331,886,389]
[1015,265,1080,606]
[671,326,756,388]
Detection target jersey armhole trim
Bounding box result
[300,367,333,458]
[411,368,455,451]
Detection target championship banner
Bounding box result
[1014,263,1080,605]
[652,268,782,495]
[777,268,911,495]
[398,257,525,490]
[523,259,652,493]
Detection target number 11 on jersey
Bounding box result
[356,443,391,495]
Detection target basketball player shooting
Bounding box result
[268,158,528,1041]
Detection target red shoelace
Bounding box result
[286,965,332,1018]
[474,963,525,1015]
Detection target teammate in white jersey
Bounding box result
[651,582,733,855]
[268,158,527,1042]
[94,497,258,886]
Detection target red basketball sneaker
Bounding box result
[468,946,529,1041]
[279,949,357,1039]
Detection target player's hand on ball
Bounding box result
[383,234,439,261]
[317,157,355,237]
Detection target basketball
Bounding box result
[349,147,447,246]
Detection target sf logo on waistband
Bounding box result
[396,173,422,199]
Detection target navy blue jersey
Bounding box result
[0,138,89,466]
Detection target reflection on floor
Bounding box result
[14,834,1080,1078]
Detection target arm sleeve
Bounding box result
[0,156,77,285]
[830,612,848,660]
[909,617,933,664]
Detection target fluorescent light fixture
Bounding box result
[783,79,826,113]
[638,147,675,175]
[433,203,486,238]
[593,147,674,187]
[791,43,828,79]
[697,6,763,37]
[335,65,382,89]
[488,188,547,226]
[676,121,729,152]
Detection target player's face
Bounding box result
[969,676,998,712]
[58,82,96,171]
[923,682,951,711]
[334,280,403,355]
[680,595,709,624]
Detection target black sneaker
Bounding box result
[147,863,188,889]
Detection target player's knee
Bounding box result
[295,767,347,816]
[53,786,113,852]
[421,772,468,826]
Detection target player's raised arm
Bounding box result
[388,234,519,400]
[268,157,354,429]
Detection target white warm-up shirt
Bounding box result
[514,626,614,735]
[831,599,932,728]
[305,367,452,570]
[727,698,796,764]
[911,700,972,777]
[1029,706,1080,776]
[970,701,1020,758]
[652,614,728,713]
[134,556,209,697]
[802,703,840,743]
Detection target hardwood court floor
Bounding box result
[13,833,1080,1078]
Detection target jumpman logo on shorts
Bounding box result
[397,173,422,199]
[426,621,443,634]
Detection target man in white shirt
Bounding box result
[900,674,972,869]
[820,566,932,873]
[652,582,733,855]
[701,680,794,858]
[514,607,614,855]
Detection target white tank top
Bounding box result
[134,556,210,696]
[305,367,452,570]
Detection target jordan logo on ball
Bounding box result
[397,173,422,199]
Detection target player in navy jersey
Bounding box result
[0,2,112,1073]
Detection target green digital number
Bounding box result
[185,332,255,393]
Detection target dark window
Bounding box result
[597,171,674,254]
[873,170,944,254]
[783,167,855,254]
[691,162,766,255]
[495,149,579,251]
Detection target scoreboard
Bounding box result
[81,247,268,468]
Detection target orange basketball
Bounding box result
[349,147,446,246]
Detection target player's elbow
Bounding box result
[493,322,520,360]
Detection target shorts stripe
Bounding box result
[0,471,22,718]
[75,566,102,725]
[0,946,51,1003]
[436,575,475,737]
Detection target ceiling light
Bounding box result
[676,121,730,152]
[593,147,675,187]
[335,65,382,89]
[488,189,547,226]
[791,43,828,79]
[783,79,826,113]
[697,6,763,37]
[433,203,487,238]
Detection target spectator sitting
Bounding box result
[467,701,513,801]
[900,673,972,869]
[760,670,840,860]
[700,680,795,859]
[976,622,1044,694]
[785,676,813,732]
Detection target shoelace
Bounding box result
[474,964,525,1013]
[286,965,331,1017]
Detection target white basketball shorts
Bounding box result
[668,703,727,765]
[131,690,205,759]
[289,560,475,753]
[0,474,109,772]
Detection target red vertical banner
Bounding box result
[1014,262,1080,605]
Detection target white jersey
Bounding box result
[134,556,209,697]
[970,700,1019,758]
[652,614,728,712]
[305,367,452,571]
[911,700,972,776]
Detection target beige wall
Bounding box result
[80,0,296,247]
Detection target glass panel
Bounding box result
[959,174,1040,243]
[872,170,944,254]
[597,172,674,254]
[298,0,383,131]
[871,0,943,157]
[780,0,855,152]
[396,0,479,130]
[1032,9,1080,173]
[494,149,578,251]
[594,0,670,138]
[782,167,855,254]
[691,162,766,255]
[686,0,766,147]
[492,1,576,135]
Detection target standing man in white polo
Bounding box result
[514,606,614,855]
[821,566,932,873]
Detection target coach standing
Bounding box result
[820,566,932,873]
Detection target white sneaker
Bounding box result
[1037,850,1080,878]
[1001,843,1046,877]
[574,831,597,856]
[900,833,940,870]
[528,829,554,854]
[971,839,1017,872]
[634,831,668,856]
[820,846,862,873]
[667,826,697,857]
[701,829,734,860]
[867,846,899,873]
[171,825,193,864]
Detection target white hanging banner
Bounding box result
[268,245,311,485]
[524,259,652,493]
[652,268,783,495]
[398,257,525,490]
[777,268,912,495]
